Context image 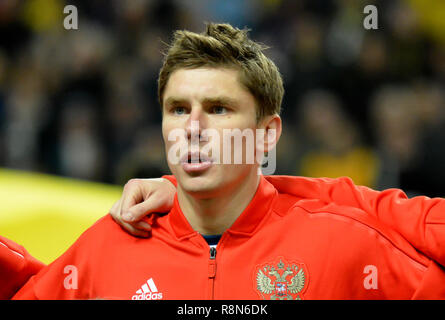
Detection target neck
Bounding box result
[177,169,261,235]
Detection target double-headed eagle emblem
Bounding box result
[255,258,307,300]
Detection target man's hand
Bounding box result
[109,178,176,237]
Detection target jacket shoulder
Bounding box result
[268,179,431,269]
[290,199,429,268]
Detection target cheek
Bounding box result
[161,125,170,150]
[210,119,257,144]
[162,118,182,141]
[162,122,180,160]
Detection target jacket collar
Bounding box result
[168,175,278,240]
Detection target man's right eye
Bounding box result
[172,107,187,115]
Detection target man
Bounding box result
[7,22,445,299]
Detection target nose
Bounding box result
[185,106,206,142]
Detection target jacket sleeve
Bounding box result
[12,215,113,300]
[11,233,96,300]
[10,244,72,300]
[0,236,46,299]
[265,175,445,267]
[412,260,445,299]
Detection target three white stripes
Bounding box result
[136,278,158,294]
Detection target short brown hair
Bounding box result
[158,22,284,120]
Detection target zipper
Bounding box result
[208,246,217,299]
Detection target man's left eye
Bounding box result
[212,106,227,114]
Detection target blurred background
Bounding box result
[0,0,444,263]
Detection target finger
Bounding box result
[109,200,121,218]
[122,197,163,222]
[120,180,146,217]
[109,211,151,235]
[119,221,150,238]
[116,191,130,222]
[115,185,140,223]
[132,220,152,232]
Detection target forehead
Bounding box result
[163,67,254,105]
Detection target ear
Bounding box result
[256,114,282,153]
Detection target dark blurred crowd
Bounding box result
[0,0,444,197]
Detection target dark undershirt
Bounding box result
[202,234,222,247]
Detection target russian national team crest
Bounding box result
[254,256,308,300]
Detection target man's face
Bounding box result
[162,67,261,197]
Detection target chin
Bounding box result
[176,170,228,198]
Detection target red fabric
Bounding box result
[266,175,445,267]
[165,174,445,267]
[0,236,45,300]
[12,176,445,299]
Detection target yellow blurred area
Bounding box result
[21,0,64,32]
[299,147,380,189]
[409,0,445,44]
[0,168,122,264]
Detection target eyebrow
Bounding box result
[202,97,238,106]
[164,97,188,106]
[164,96,239,107]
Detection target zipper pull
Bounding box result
[210,246,217,259]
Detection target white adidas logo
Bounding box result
[131,278,163,300]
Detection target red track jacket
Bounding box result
[6,175,445,299]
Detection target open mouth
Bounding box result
[180,152,213,173]
[180,152,212,163]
